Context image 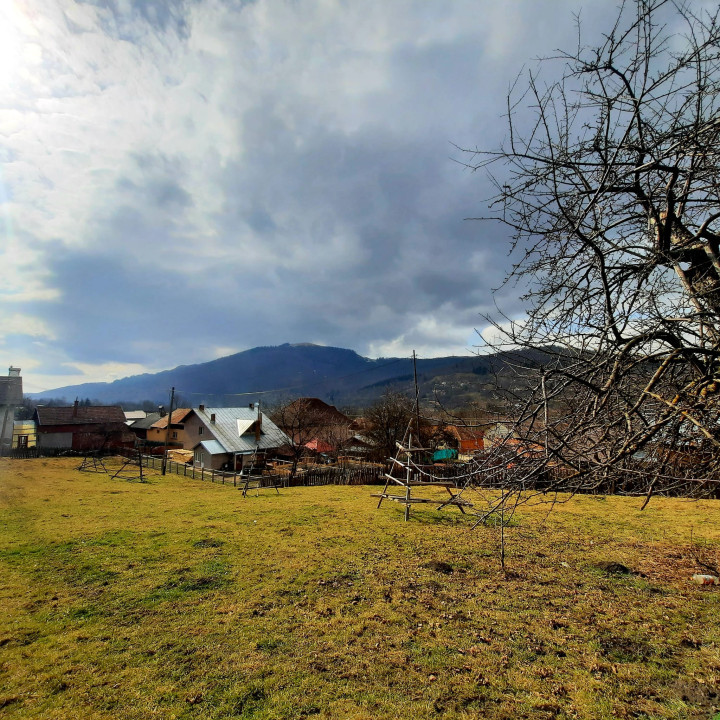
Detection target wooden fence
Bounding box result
[286,464,385,486]
[115,450,386,488]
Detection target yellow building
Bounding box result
[12,420,36,449]
[145,409,203,449]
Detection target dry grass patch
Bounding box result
[0,457,719,719]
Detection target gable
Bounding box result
[236,418,257,436]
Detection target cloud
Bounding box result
[0,313,55,340]
[1,0,610,389]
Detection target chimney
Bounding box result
[199,404,205,412]
[8,367,20,377]
[210,413,216,423]
[255,407,262,443]
[73,398,79,417]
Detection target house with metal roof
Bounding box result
[190,405,290,471]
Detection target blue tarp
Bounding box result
[433,448,458,462]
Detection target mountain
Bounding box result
[28,343,528,409]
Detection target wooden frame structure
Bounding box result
[112,448,147,482]
[372,428,472,521]
[78,434,111,473]
[77,452,108,474]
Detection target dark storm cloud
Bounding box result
[4,0,617,389]
[26,50,529,370]
[217,105,526,344]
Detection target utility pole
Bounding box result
[412,350,422,445]
[161,386,175,476]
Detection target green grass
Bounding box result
[1,457,719,719]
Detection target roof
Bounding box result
[445,425,485,451]
[130,412,162,430]
[195,439,226,455]
[345,434,372,448]
[193,407,290,454]
[35,405,127,426]
[150,408,193,429]
[283,398,351,425]
[124,410,147,421]
[349,417,372,433]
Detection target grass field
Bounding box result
[1,457,719,719]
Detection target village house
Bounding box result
[431,424,485,460]
[343,417,374,458]
[483,422,514,450]
[276,397,352,454]
[33,402,134,451]
[145,409,203,449]
[127,412,163,443]
[191,405,290,471]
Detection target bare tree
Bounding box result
[464,0,720,502]
[363,390,437,464]
[363,391,414,463]
[271,398,350,481]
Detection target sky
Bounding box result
[1,0,619,393]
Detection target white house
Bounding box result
[191,405,290,471]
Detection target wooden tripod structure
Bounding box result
[78,434,110,473]
[77,452,108,474]
[372,425,471,520]
[112,447,147,482]
[372,352,472,520]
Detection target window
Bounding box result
[199,426,204,435]
[172,431,178,439]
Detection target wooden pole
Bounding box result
[412,350,422,444]
[405,432,412,521]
